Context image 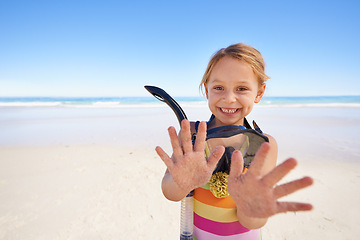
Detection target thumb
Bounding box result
[207,145,225,170]
[229,150,244,178]
[155,146,174,170]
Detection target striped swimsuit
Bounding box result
[193,183,261,240]
[192,116,264,239]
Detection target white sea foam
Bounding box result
[0,96,359,108]
[1,102,359,109]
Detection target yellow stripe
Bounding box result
[194,198,238,223]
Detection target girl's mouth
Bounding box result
[220,108,239,114]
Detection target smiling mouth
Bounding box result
[220,108,239,114]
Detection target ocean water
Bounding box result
[0,95,359,108]
[0,95,359,155]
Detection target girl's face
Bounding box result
[205,56,265,128]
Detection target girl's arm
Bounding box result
[161,169,190,201]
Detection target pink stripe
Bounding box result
[194,225,261,240]
[194,213,250,236]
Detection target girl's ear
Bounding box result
[255,83,266,103]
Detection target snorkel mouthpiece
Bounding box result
[209,172,230,198]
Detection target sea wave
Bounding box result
[0,96,359,108]
[0,101,359,108]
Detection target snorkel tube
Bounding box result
[144,85,194,240]
[144,86,188,123]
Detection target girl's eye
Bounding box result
[214,86,223,90]
[237,87,248,91]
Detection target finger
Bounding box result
[247,142,270,176]
[180,119,193,153]
[168,126,183,157]
[229,150,245,178]
[262,158,298,187]
[207,145,225,170]
[155,146,174,170]
[193,121,207,152]
[274,176,314,199]
[276,201,313,214]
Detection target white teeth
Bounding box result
[221,108,237,113]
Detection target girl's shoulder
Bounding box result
[264,133,277,146]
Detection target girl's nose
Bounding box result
[223,90,237,103]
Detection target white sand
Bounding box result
[0,106,359,239]
[0,145,179,239]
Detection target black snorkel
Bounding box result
[144,85,194,240]
[144,85,187,125]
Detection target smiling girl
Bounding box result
[156,43,313,240]
[201,45,267,128]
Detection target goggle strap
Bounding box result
[244,117,252,129]
[252,120,264,134]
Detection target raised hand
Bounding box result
[156,120,224,194]
[228,143,313,219]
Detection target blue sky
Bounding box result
[0,0,359,97]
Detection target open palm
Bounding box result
[228,143,313,218]
[156,120,224,193]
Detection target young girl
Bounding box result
[155,43,313,239]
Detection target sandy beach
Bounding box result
[1,105,359,239]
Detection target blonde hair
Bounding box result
[200,43,270,94]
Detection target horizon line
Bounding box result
[0,94,360,98]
